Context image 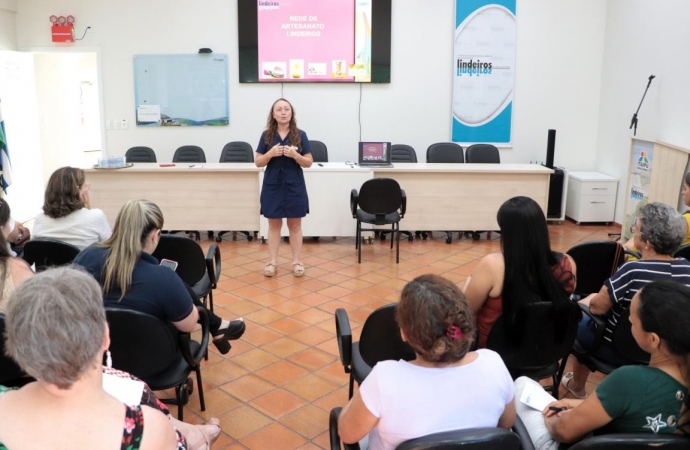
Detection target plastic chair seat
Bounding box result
[355,210,400,225]
[143,340,201,390]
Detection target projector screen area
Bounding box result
[238,0,392,83]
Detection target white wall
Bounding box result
[596,0,690,222]
[0,0,17,51]
[13,0,608,167]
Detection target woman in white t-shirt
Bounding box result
[338,274,516,450]
[32,167,112,250]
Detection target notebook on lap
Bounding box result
[358,142,393,168]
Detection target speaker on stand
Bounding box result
[543,129,568,222]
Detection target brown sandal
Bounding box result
[292,262,305,277]
[264,262,277,277]
[189,417,221,450]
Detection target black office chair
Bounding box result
[559,304,650,379]
[171,145,207,240]
[216,142,255,242]
[125,146,157,163]
[350,178,407,263]
[426,142,464,163]
[380,145,418,242]
[151,234,221,312]
[391,144,418,163]
[22,239,81,272]
[335,304,415,399]
[566,241,626,299]
[465,144,500,164]
[0,314,33,388]
[426,142,464,243]
[674,243,690,260]
[310,140,329,163]
[105,306,209,420]
[173,145,206,163]
[487,299,581,398]
[513,416,690,450]
[465,144,500,240]
[330,407,521,450]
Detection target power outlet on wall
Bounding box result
[121,119,128,130]
[113,120,121,130]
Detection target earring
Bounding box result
[106,350,112,368]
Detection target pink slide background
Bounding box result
[258,0,355,81]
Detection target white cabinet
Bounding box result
[566,172,618,224]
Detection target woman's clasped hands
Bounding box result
[270,144,300,159]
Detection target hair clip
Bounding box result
[446,325,464,340]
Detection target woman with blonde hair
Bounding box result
[255,98,313,277]
[74,199,245,354]
[32,166,112,249]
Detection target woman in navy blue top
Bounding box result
[256,98,313,277]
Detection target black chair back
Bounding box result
[358,178,403,220]
[427,143,464,163]
[152,234,207,287]
[0,314,28,387]
[465,144,500,164]
[359,304,415,369]
[173,145,206,163]
[568,433,690,450]
[105,307,178,379]
[487,300,581,371]
[125,146,157,163]
[610,308,650,364]
[22,239,81,272]
[391,144,418,163]
[310,140,329,162]
[219,142,254,162]
[674,243,690,260]
[396,428,521,450]
[567,241,625,298]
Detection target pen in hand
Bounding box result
[549,406,567,412]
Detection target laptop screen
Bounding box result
[358,142,391,165]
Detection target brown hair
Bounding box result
[42,167,86,218]
[263,98,301,149]
[397,274,476,365]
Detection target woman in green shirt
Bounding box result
[515,280,690,449]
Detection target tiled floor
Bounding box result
[165,221,620,449]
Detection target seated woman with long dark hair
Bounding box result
[338,274,516,450]
[462,196,577,348]
[74,199,245,354]
[515,280,690,449]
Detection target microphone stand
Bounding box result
[611,75,656,241]
[629,74,655,136]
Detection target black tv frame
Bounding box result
[237,0,392,83]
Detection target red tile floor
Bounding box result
[163,221,620,449]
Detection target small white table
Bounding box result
[565,172,618,224]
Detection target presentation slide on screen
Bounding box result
[362,143,387,161]
[258,0,372,82]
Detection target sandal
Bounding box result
[292,262,305,277]
[264,262,277,277]
[189,417,221,450]
[561,372,587,399]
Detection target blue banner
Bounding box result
[452,0,516,145]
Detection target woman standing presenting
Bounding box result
[256,98,313,277]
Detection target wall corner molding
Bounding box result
[0,0,18,13]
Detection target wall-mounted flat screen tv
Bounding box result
[238,0,392,83]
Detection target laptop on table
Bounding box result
[358,142,394,168]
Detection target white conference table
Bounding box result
[85,163,261,231]
[85,162,553,238]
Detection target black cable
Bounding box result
[74,26,91,41]
[358,83,363,141]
